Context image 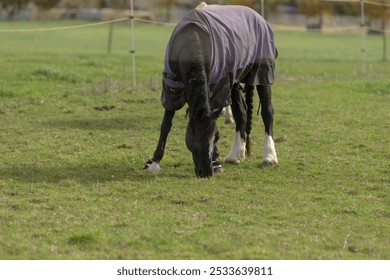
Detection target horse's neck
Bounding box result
[176,27,215,144]
[173,26,210,84]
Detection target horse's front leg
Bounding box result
[222,105,234,124]
[144,109,175,174]
[257,85,278,168]
[212,128,223,173]
[225,84,247,164]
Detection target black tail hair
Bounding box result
[244,85,254,157]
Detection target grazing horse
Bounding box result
[144,4,278,178]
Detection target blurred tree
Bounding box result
[0,0,30,20]
[62,0,101,9]
[296,0,321,17]
[153,0,178,22]
[331,2,357,16]
[228,0,256,8]
[101,0,129,9]
[296,0,322,29]
[261,0,297,18]
[267,0,294,9]
[34,0,61,9]
[361,0,389,26]
[223,0,285,18]
[62,0,83,9]
[360,0,389,61]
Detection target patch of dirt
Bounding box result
[94,105,115,111]
[117,144,132,149]
[122,98,158,104]
[275,136,287,143]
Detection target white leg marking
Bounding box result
[145,161,162,174]
[209,134,215,161]
[224,105,235,124]
[225,131,246,164]
[262,133,278,167]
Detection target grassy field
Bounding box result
[0,20,389,260]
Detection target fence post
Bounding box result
[261,0,265,16]
[382,19,387,61]
[130,0,136,89]
[107,22,114,54]
[360,0,366,74]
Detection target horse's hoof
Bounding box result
[144,160,162,174]
[224,157,240,164]
[261,160,278,169]
[225,154,245,164]
[212,161,223,173]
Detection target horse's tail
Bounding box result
[244,85,254,157]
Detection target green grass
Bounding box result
[0,20,389,260]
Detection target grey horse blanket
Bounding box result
[162,5,277,111]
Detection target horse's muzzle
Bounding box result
[196,166,213,178]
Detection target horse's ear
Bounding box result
[197,2,208,8]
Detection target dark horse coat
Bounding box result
[162,5,277,112]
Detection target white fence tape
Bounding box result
[0,17,129,33]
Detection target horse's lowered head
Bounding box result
[184,73,217,178]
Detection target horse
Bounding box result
[144,4,278,178]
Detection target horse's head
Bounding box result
[185,114,216,178]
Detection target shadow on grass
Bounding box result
[3,113,190,184]
[44,116,158,131]
[0,161,154,184]
[1,158,194,184]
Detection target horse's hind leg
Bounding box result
[244,85,255,157]
[225,84,247,164]
[257,85,278,168]
[144,109,175,173]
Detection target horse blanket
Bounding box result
[162,5,277,111]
